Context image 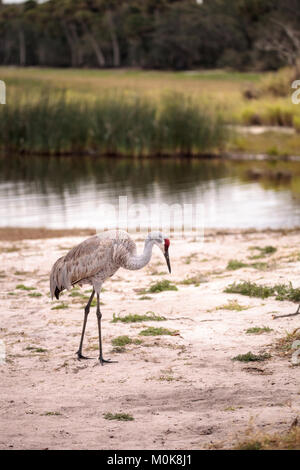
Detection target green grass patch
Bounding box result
[42,411,61,416]
[26,346,48,353]
[139,327,177,337]
[227,260,248,271]
[232,351,271,362]
[148,280,178,293]
[104,412,134,422]
[246,326,273,335]
[224,281,274,299]
[112,312,166,323]
[16,284,36,291]
[248,246,277,260]
[180,274,207,286]
[111,336,132,347]
[51,303,69,310]
[138,296,152,300]
[217,299,249,311]
[28,292,42,298]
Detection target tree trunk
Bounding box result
[62,21,82,67]
[19,29,26,66]
[106,10,120,67]
[82,22,106,67]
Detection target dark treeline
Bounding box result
[0,0,300,70]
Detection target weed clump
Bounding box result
[104,412,134,421]
[148,280,178,293]
[232,351,271,362]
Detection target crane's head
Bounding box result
[147,231,171,273]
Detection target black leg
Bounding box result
[272,304,300,319]
[76,289,95,360]
[96,293,117,365]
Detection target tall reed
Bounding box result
[0,89,227,156]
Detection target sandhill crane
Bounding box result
[50,230,171,365]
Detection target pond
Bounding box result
[0,156,299,230]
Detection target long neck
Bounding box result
[125,239,154,271]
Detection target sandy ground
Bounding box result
[0,229,300,450]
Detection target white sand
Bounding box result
[0,230,300,449]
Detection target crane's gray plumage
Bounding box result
[50,229,171,365]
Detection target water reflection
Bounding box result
[0,156,299,229]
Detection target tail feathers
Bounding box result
[54,287,61,300]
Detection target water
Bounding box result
[0,156,300,230]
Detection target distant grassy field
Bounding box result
[0,67,299,156]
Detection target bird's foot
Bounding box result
[99,357,118,366]
[76,351,92,360]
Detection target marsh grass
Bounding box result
[0,89,226,156]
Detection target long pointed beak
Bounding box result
[164,250,171,273]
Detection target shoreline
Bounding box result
[1,226,300,241]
